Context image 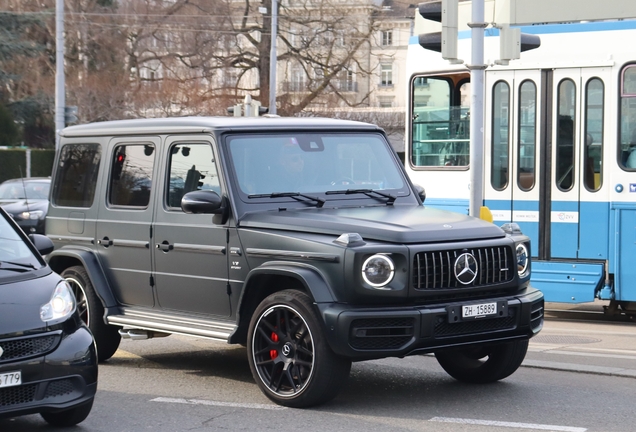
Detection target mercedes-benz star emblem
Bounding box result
[282,343,292,357]
[454,253,478,285]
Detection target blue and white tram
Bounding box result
[405,19,636,315]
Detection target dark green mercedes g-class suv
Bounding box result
[46,116,543,407]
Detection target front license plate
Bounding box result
[0,371,22,388]
[462,302,497,318]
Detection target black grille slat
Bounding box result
[350,318,415,350]
[434,313,517,338]
[0,384,37,406]
[0,334,59,363]
[413,246,514,290]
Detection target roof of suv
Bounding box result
[60,116,382,138]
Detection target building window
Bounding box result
[380,64,393,86]
[382,30,393,46]
[379,98,393,108]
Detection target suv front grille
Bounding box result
[413,246,514,290]
[0,334,60,363]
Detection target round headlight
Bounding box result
[516,243,529,276]
[362,254,394,288]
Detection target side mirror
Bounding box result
[181,190,224,214]
[29,234,54,256]
[413,184,426,203]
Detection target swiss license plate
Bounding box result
[462,302,497,318]
[0,371,22,388]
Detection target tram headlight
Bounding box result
[516,243,530,277]
[362,254,395,288]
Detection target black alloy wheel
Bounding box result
[247,290,351,408]
[434,339,529,383]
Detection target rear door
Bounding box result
[95,137,159,307]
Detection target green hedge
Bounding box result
[0,149,55,183]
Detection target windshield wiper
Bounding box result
[0,260,37,272]
[325,189,396,205]
[248,192,325,208]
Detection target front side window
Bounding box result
[0,211,41,269]
[109,144,155,207]
[411,75,470,168]
[227,133,406,198]
[491,81,510,190]
[518,80,536,191]
[619,65,636,170]
[52,143,101,207]
[167,143,220,209]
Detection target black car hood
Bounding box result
[0,199,48,213]
[0,272,60,336]
[239,205,505,244]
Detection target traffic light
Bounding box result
[497,26,541,65]
[64,106,78,125]
[417,0,458,60]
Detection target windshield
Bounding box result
[0,213,41,269]
[227,133,407,198]
[0,180,50,200]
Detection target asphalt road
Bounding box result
[3,302,635,432]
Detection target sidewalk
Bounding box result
[523,302,636,378]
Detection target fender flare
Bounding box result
[47,247,118,308]
[229,261,337,344]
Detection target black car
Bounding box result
[0,206,97,426]
[0,178,51,234]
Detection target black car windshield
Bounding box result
[0,214,41,270]
[0,180,50,200]
[227,132,407,199]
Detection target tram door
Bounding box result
[484,69,543,256]
[550,68,610,260]
[485,67,610,261]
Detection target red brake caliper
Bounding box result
[270,332,279,360]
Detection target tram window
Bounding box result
[491,81,510,190]
[517,80,536,191]
[619,65,636,170]
[556,79,576,191]
[410,75,470,168]
[584,78,603,191]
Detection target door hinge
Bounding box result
[149,226,153,238]
[150,275,155,287]
[226,283,232,296]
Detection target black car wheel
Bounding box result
[40,398,94,426]
[62,265,121,361]
[247,290,351,408]
[434,339,529,383]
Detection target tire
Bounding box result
[247,290,351,408]
[434,339,529,383]
[62,265,121,362]
[41,398,94,426]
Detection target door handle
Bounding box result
[97,237,113,247]
[155,241,174,252]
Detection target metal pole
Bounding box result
[269,0,278,115]
[55,0,65,150]
[469,0,485,217]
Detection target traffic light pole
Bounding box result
[55,0,65,150]
[468,0,486,218]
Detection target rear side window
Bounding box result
[109,144,155,207]
[52,143,101,207]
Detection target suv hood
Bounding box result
[239,205,505,244]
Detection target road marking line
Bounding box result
[429,417,586,431]
[151,397,286,410]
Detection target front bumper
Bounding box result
[319,287,544,360]
[0,325,97,419]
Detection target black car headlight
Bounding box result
[19,210,45,220]
[361,254,395,288]
[40,280,76,322]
